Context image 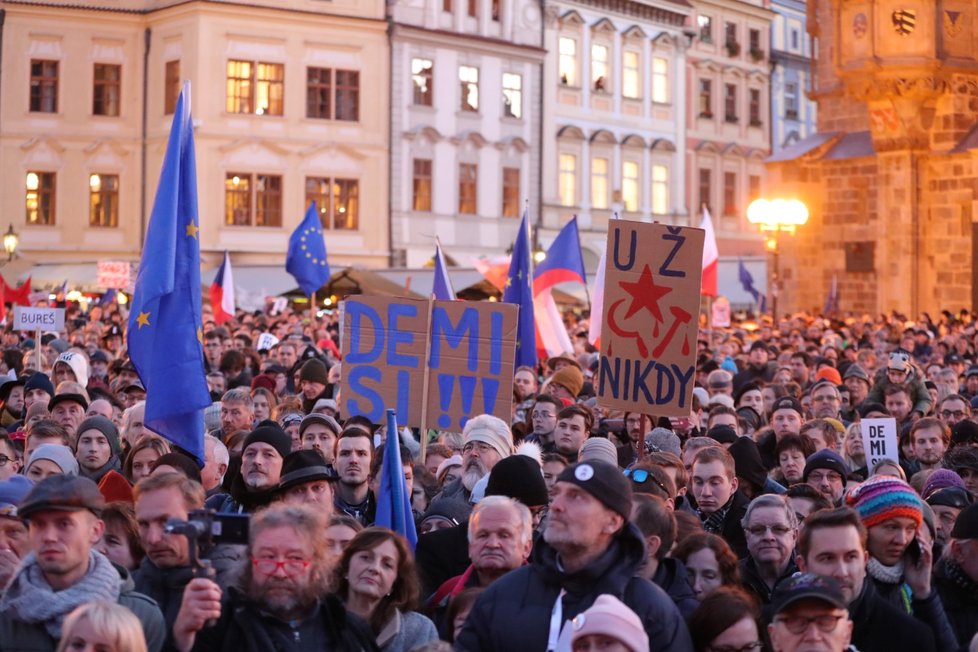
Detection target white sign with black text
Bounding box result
[860,417,899,468]
[12,306,65,332]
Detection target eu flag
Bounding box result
[286,202,332,296]
[503,210,536,367]
[127,82,211,464]
[432,240,456,300]
[375,409,418,549]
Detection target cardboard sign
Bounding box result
[12,306,65,332]
[711,296,731,328]
[860,418,899,467]
[597,221,704,416]
[340,297,517,430]
[97,261,133,290]
[255,333,279,351]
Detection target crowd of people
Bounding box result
[1,299,978,652]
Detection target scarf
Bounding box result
[0,551,121,638]
[698,495,734,534]
[867,557,912,613]
[945,559,978,596]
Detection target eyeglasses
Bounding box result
[941,410,967,420]
[746,523,792,537]
[0,455,12,467]
[462,441,494,455]
[806,470,843,484]
[774,613,847,635]
[706,643,762,652]
[251,558,311,576]
[624,469,670,495]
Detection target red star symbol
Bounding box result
[619,264,672,322]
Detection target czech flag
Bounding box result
[700,206,719,297]
[533,217,587,358]
[209,250,235,325]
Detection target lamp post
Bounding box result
[1,224,19,264]
[746,198,809,321]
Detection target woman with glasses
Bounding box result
[688,586,763,652]
[335,527,438,652]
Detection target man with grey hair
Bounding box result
[220,388,254,438]
[706,369,733,397]
[202,434,229,496]
[739,494,799,604]
[433,414,513,511]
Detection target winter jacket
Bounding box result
[869,573,959,651]
[204,473,277,514]
[933,557,978,649]
[455,522,693,652]
[415,520,472,596]
[376,609,438,652]
[0,563,165,652]
[189,588,378,652]
[651,558,699,620]
[849,579,935,652]
[699,490,749,559]
[865,367,932,416]
[739,555,798,605]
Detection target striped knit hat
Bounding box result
[846,475,922,529]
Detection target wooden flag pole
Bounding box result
[310,291,317,329]
[418,296,435,464]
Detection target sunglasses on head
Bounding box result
[623,468,669,495]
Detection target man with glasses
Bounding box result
[936,394,971,428]
[525,395,561,448]
[767,573,854,652]
[431,414,513,515]
[173,503,376,652]
[803,449,849,506]
[810,381,844,421]
[0,434,20,481]
[740,495,799,604]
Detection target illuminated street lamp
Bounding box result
[746,198,809,320]
[2,224,19,263]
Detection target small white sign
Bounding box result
[711,296,731,328]
[97,261,134,290]
[256,333,279,351]
[13,306,65,332]
[860,417,899,468]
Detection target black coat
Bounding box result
[739,555,798,605]
[703,490,750,559]
[849,580,935,652]
[415,520,471,597]
[455,523,693,652]
[933,558,978,650]
[651,557,699,620]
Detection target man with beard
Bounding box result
[173,504,376,652]
[333,426,375,526]
[456,461,692,652]
[0,376,25,428]
[432,414,513,515]
[207,423,290,514]
[909,418,949,473]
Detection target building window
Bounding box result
[502,73,522,119]
[791,28,799,50]
[698,169,711,212]
[558,37,577,86]
[335,70,359,121]
[412,159,432,212]
[559,154,577,206]
[307,67,332,119]
[651,165,668,215]
[224,173,283,227]
[93,64,121,116]
[749,174,761,202]
[165,61,180,115]
[697,15,713,42]
[459,66,479,112]
[255,175,282,227]
[591,157,609,209]
[225,174,252,225]
[305,177,358,230]
[226,61,284,116]
[699,79,713,117]
[723,171,737,215]
[749,88,762,125]
[467,0,476,18]
[502,167,520,218]
[412,59,433,106]
[652,57,669,103]
[725,22,739,55]
[748,28,763,59]
[622,51,640,99]
[25,172,56,225]
[89,173,119,228]
[724,84,737,122]
[622,161,639,212]
[459,163,478,214]
[491,0,500,21]
[785,82,798,119]
[443,0,451,11]
[30,60,58,113]
[591,44,609,92]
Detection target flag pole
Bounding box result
[418,296,435,464]
[310,291,316,329]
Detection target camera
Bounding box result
[165,509,249,575]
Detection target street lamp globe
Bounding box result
[3,225,19,260]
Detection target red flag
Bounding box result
[1,276,32,306]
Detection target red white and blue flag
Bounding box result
[533,217,587,358]
[209,250,235,324]
[700,206,719,297]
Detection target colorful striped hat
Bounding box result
[846,475,922,529]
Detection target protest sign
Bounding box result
[340,296,517,430]
[97,261,134,290]
[860,418,899,467]
[711,296,731,328]
[255,333,279,351]
[12,306,65,332]
[597,221,704,416]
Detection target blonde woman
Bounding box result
[57,601,147,652]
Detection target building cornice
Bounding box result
[556,0,690,28]
[390,23,547,59]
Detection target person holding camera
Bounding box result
[173,503,377,652]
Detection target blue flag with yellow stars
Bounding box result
[127,81,211,464]
[503,210,536,367]
[286,202,331,296]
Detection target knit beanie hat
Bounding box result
[98,470,134,504]
[562,594,649,652]
[152,452,203,483]
[921,468,966,501]
[421,497,470,527]
[54,352,90,388]
[27,443,80,477]
[802,449,849,482]
[462,414,514,460]
[887,351,911,372]
[76,415,120,455]
[435,455,462,483]
[580,437,619,469]
[551,366,584,398]
[847,474,922,529]
[843,364,871,384]
[0,475,33,516]
[298,359,328,386]
[24,372,55,399]
[556,461,632,521]
[645,428,681,457]
[48,339,69,354]
[243,423,292,459]
[485,454,549,508]
[814,367,842,386]
[250,374,276,392]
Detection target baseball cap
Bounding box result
[772,396,803,415]
[771,573,848,615]
[18,475,105,519]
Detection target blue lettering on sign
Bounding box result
[435,374,504,430]
[430,307,479,372]
[386,303,419,368]
[659,227,687,278]
[346,302,383,364]
[598,357,695,408]
[345,366,384,422]
[612,227,637,271]
[489,311,503,375]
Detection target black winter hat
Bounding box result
[707,424,738,445]
[243,423,292,459]
[950,503,978,539]
[556,461,632,520]
[485,454,549,508]
[298,358,328,385]
[24,372,54,398]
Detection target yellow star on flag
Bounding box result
[185,222,199,239]
[505,277,512,288]
[197,327,204,345]
[136,311,151,329]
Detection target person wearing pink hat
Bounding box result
[556,594,649,652]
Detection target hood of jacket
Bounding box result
[652,557,697,604]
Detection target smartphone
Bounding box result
[905,537,922,564]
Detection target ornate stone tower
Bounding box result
[766,0,978,316]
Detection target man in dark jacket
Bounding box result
[739,494,798,605]
[795,506,935,652]
[689,445,749,557]
[206,422,290,514]
[456,461,693,652]
[133,472,244,643]
[173,503,377,652]
[0,475,165,652]
[631,493,698,619]
[934,503,978,648]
